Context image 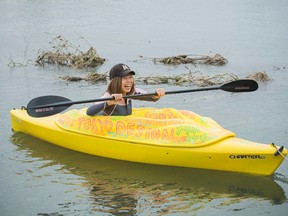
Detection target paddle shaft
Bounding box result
[27,79,258,117]
[30,86,221,109]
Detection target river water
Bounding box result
[1,0,288,215]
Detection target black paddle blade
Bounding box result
[220,79,258,92]
[27,95,71,117]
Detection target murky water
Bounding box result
[1,0,288,215]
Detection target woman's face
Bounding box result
[121,74,134,94]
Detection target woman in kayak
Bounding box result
[86,63,165,116]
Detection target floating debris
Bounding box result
[157,55,196,65]
[136,72,238,87]
[174,72,238,87]
[61,72,107,83]
[140,53,228,66]
[273,66,286,70]
[201,54,228,66]
[60,68,270,87]
[61,76,84,82]
[85,72,107,82]
[246,71,270,82]
[36,35,105,69]
[8,59,27,68]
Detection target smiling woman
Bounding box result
[86,63,165,116]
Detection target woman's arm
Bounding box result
[86,102,107,116]
[86,92,116,116]
[86,92,124,116]
[134,88,165,102]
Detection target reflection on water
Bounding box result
[11,132,286,215]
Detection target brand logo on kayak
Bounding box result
[229,155,265,159]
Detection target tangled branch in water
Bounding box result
[140,53,228,66]
[60,68,269,88]
[136,71,238,87]
[61,70,270,87]
[36,35,105,69]
[135,70,270,87]
[246,71,270,82]
[61,72,108,82]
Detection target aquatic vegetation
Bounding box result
[35,37,269,87]
[36,35,105,69]
[61,72,108,83]
[140,53,228,66]
[246,71,270,82]
[60,69,270,87]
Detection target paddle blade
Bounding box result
[220,79,258,92]
[27,95,71,117]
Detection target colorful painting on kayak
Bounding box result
[56,108,235,146]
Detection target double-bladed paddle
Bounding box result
[27,79,258,117]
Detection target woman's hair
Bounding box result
[107,77,135,95]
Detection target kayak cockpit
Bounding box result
[56,107,235,147]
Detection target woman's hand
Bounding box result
[154,88,165,99]
[107,94,123,105]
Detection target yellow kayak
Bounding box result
[10,107,287,175]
